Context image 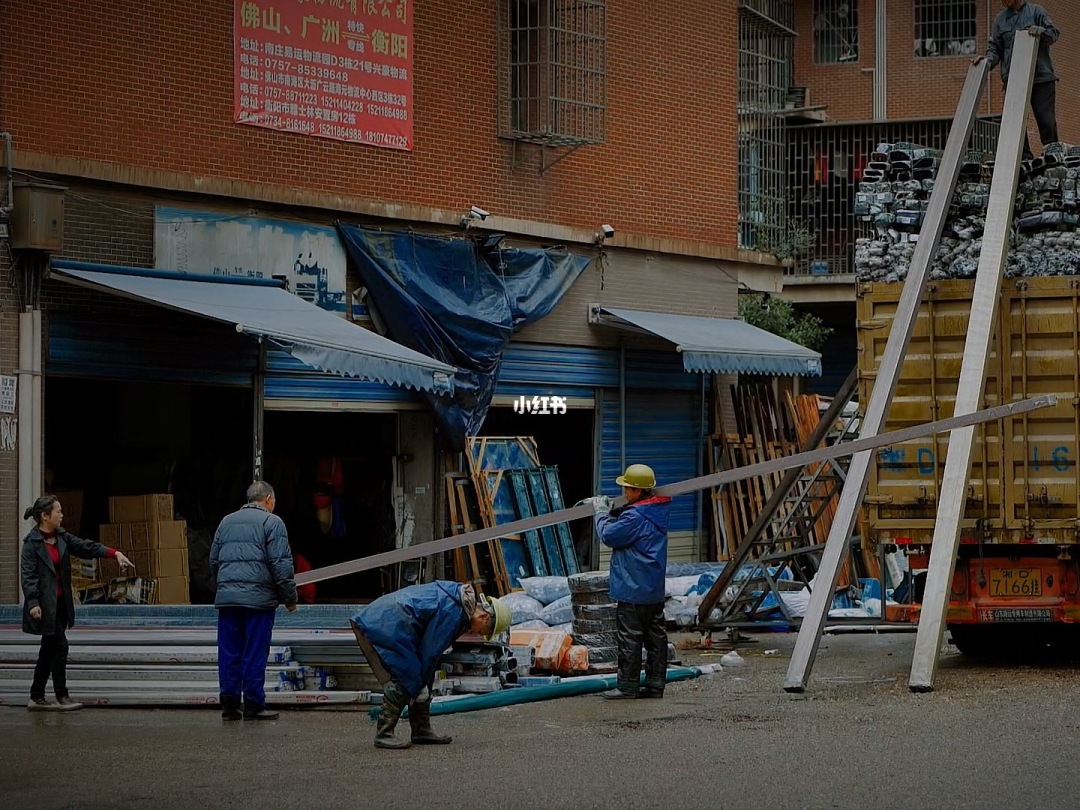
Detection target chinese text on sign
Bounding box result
[234,0,412,150]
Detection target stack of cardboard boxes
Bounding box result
[99,494,190,604]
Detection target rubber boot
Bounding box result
[409,700,451,745]
[375,705,412,750]
[375,683,411,750]
[220,695,242,721]
[243,703,279,720]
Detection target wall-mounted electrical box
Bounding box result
[12,181,66,251]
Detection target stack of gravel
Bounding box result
[854,141,1080,282]
[568,572,618,673]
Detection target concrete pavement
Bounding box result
[3,632,1080,810]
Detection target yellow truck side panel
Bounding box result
[858,277,1080,546]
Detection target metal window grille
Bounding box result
[813,0,858,64]
[784,117,1000,276]
[738,2,795,251]
[497,0,606,146]
[914,0,978,58]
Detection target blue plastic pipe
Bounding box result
[370,666,704,720]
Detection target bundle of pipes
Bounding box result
[0,625,371,708]
[438,641,520,694]
[855,141,1080,282]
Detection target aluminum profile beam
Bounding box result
[908,32,1040,693]
[294,394,1055,587]
[782,56,991,693]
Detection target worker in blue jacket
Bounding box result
[350,581,511,749]
[590,464,671,700]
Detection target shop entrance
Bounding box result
[44,377,253,604]
[477,405,597,568]
[263,410,398,603]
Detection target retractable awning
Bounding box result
[589,304,822,377]
[50,261,456,394]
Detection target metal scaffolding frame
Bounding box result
[783,57,992,693]
[737,0,794,252]
[908,31,1039,693]
[497,0,607,150]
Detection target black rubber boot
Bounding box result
[409,700,452,745]
[243,703,279,720]
[375,683,411,750]
[220,695,242,721]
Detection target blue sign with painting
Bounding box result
[153,207,348,315]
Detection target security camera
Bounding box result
[470,205,490,220]
[600,224,615,239]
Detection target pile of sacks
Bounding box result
[854,141,1080,283]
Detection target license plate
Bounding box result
[982,608,1053,623]
[989,568,1042,597]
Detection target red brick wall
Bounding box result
[0,0,739,247]
[795,0,1079,148]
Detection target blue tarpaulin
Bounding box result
[337,225,590,449]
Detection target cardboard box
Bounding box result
[109,494,174,524]
[53,490,85,535]
[99,524,122,548]
[147,547,189,578]
[127,520,187,551]
[154,576,190,605]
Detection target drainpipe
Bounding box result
[1,132,13,213]
[31,307,42,507]
[874,0,888,120]
[17,310,33,579]
[252,341,265,481]
[619,340,626,473]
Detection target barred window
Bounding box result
[498,0,606,146]
[914,0,977,58]
[813,0,858,64]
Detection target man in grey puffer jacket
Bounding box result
[211,481,298,721]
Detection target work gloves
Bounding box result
[1028,25,1046,40]
[588,495,613,515]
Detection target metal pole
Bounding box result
[874,0,888,120]
[619,340,626,472]
[908,32,1039,692]
[252,342,265,481]
[783,58,990,693]
[295,395,1056,587]
[17,309,34,589]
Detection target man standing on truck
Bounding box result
[975,0,1060,161]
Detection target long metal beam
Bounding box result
[695,368,859,624]
[908,33,1039,692]
[782,57,990,693]
[296,394,1055,587]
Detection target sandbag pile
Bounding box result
[854,141,1080,282]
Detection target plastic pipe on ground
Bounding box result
[370,665,713,720]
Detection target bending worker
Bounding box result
[350,582,511,749]
[590,464,671,700]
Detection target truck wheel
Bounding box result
[947,625,994,656]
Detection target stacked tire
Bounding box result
[568,572,618,673]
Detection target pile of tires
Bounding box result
[568,572,617,672]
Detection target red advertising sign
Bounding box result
[234,0,412,150]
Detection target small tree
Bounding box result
[738,293,832,352]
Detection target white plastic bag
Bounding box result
[519,576,571,606]
[539,595,573,626]
[501,592,545,625]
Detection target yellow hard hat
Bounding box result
[615,463,656,489]
[484,596,512,640]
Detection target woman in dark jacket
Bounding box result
[20,495,132,711]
